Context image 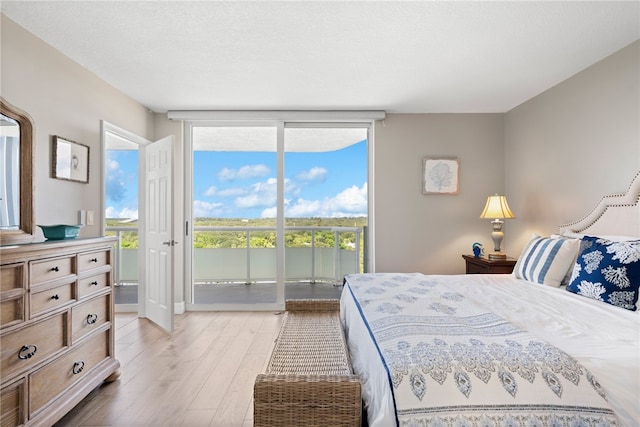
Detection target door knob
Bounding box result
[162,240,178,246]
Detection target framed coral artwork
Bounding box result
[52,135,90,183]
[422,157,459,195]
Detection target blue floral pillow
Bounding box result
[566,236,640,311]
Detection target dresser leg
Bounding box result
[105,368,121,382]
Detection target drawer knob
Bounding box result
[51,294,60,300]
[18,345,37,360]
[73,361,85,374]
[87,313,98,324]
[51,266,59,272]
[90,258,98,263]
[90,281,99,286]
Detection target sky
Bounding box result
[105,150,139,220]
[105,139,367,220]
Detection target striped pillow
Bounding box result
[513,234,581,287]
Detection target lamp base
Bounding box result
[488,252,507,260]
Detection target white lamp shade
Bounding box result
[480,195,515,219]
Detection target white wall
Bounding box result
[1,15,154,237]
[505,40,640,251]
[373,114,505,274]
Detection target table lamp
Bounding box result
[479,194,515,260]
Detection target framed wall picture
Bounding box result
[52,135,90,183]
[422,157,459,195]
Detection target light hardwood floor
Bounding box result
[54,311,284,427]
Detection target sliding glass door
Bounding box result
[283,126,367,298]
[186,122,369,310]
[190,125,280,308]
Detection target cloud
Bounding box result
[204,185,247,198]
[283,199,322,217]
[105,206,138,220]
[105,157,127,203]
[204,186,217,196]
[106,158,119,171]
[218,187,247,197]
[295,166,327,182]
[261,206,277,217]
[326,183,368,215]
[193,200,226,217]
[218,164,270,182]
[235,178,300,209]
[260,183,368,218]
[235,178,278,208]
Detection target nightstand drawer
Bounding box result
[467,262,492,274]
[462,255,517,274]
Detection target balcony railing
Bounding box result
[106,225,361,287]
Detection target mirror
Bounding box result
[0,114,20,228]
[0,98,35,245]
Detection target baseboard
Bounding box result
[175,300,186,314]
[115,303,137,313]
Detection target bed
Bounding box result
[340,172,640,427]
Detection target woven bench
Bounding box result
[253,299,361,426]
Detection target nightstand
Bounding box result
[462,254,517,274]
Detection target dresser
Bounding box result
[0,237,120,427]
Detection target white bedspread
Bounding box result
[340,273,640,427]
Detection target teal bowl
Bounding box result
[38,224,83,240]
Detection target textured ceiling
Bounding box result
[2,1,639,113]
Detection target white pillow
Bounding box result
[550,234,582,285]
[560,232,639,242]
[513,234,581,287]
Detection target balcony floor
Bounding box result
[115,281,344,305]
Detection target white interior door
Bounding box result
[143,135,174,332]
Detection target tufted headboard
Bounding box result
[558,171,640,237]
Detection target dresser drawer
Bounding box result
[0,312,67,380]
[30,282,75,318]
[29,330,110,416]
[1,263,25,291]
[72,294,109,343]
[0,378,25,427]
[1,264,26,328]
[78,272,110,299]
[0,298,25,330]
[30,256,74,285]
[78,250,109,273]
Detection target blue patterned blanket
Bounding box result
[344,273,618,427]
